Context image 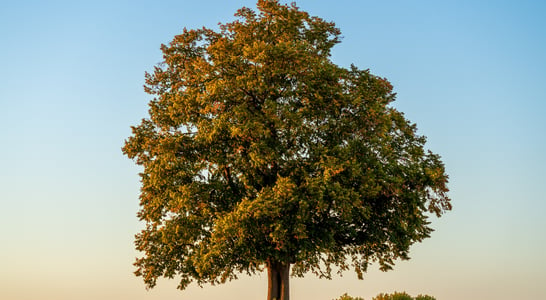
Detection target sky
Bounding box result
[1,1,545,299]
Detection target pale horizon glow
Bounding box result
[1,1,545,300]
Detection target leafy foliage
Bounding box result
[414,295,437,300]
[123,0,451,293]
[335,292,436,300]
[334,293,365,300]
[372,292,413,300]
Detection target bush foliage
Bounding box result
[334,292,436,300]
[373,292,413,300]
[335,293,365,300]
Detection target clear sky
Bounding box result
[1,1,545,299]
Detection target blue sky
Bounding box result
[1,1,545,299]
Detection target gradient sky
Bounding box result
[1,1,545,299]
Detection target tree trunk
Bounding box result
[267,260,290,300]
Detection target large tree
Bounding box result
[123,1,451,300]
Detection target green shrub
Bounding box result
[415,295,436,300]
[335,291,436,300]
[372,292,413,300]
[333,293,365,300]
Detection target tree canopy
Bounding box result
[122,1,451,299]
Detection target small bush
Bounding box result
[372,292,413,300]
[334,293,365,300]
[415,295,436,300]
[335,291,436,300]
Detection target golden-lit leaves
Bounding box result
[123,0,451,291]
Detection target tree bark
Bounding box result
[267,260,290,300]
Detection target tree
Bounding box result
[122,1,451,300]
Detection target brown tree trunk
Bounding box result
[267,260,290,300]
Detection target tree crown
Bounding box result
[123,0,451,290]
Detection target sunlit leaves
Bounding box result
[122,0,450,291]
